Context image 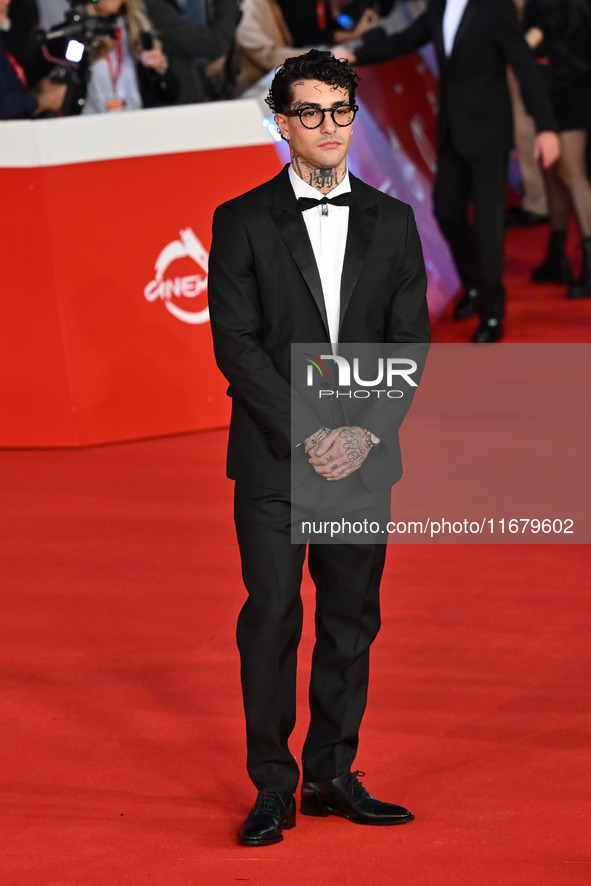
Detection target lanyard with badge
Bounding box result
[104,29,126,111]
[6,52,28,87]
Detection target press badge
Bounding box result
[105,98,127,112]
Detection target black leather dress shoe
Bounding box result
[238,789,295,846]
[473,318,503,343]
[453,288,480,320]
[301,771,414,826]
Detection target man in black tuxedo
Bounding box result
[340,0,560,342]
[208,49,430,846]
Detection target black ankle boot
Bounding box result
[531,230,573,284]
[568,237,591,299]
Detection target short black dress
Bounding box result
[524,0,591,131]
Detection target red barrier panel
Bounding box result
[1,104,282,447]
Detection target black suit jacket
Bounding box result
[208,166,430,491]
[355,0,557,155]
[0,34,38,120]
[145,0,239,104]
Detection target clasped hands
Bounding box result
[303,426,371,481]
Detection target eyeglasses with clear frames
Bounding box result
[282,105,358,129]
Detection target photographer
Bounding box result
[80,0,177,113]
[0,0,66,118]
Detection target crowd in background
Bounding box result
[2,1,591,308]
[0,1,429,116]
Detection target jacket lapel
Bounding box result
[432,0,447,65]
[449,0,478,62]
[433,0,477,70]
[268,167,330,336]
[339,174,378,329]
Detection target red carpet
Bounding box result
[0,225,590,885]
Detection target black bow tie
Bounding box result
[297,193,352,212]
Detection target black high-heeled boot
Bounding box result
[568,237,591,299]
[531,230,573,284]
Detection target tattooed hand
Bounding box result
[308,426,371,481]
[303,426,332,455]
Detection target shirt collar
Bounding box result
[288,165,351,200]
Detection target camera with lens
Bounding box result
[38,2,119,115]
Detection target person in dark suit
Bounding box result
[144,0,239,102]
[338,0,560,342]
[0,0,65,118]
[207,49,430,846]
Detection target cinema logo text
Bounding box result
[144,228,210,325]
[303,352,418,399]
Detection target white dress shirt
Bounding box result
[442,0,471,56]
[288,165,351,345]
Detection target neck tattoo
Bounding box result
[291,150,346,194]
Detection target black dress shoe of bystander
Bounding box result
[453,288,480,320]
[238,789,296,846]
[473,318,503,343]
[301,771,414,825]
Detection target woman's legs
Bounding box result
[531,157,572,283]
[558,130,591,297]
[556,130,591,237]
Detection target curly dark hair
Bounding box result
[265,49,361,115]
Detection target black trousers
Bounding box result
[433,140,509,321]
[234,480,389,794]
